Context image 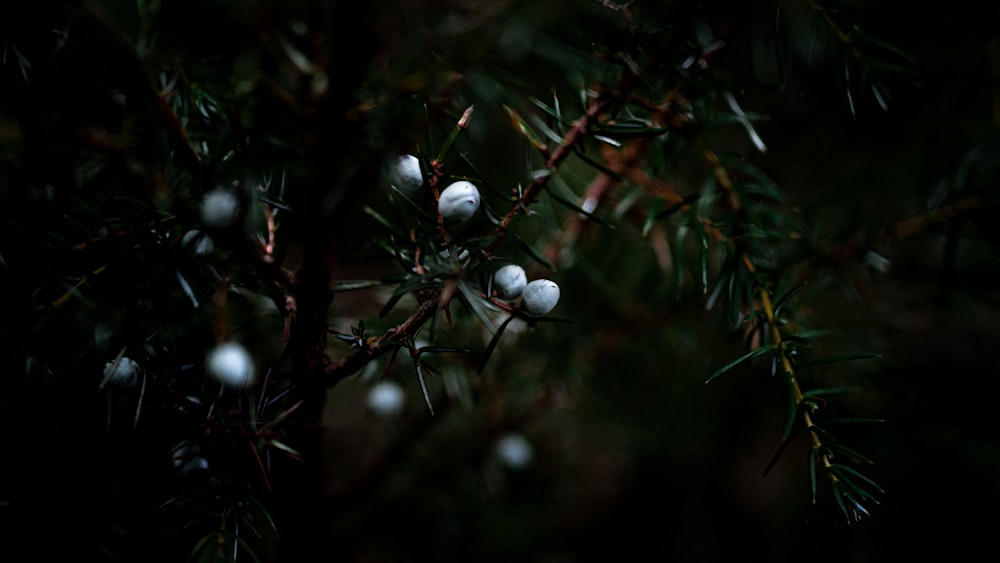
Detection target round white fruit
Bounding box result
[493,264,527,300]
[495,433,534,469]
[200,189,240,229]
[206,342,255,388]
[521,279,560,315]
[438,181,481,222]
[367,381,406,416]
[104,357,140,388]
[387,154,423,192]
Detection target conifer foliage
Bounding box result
[2,1,997,561]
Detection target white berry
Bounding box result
[521,279,560,315]
[493,264,527,300]
[104,357,140,388]
[495,433,534,469]
[206,342,255,388]
[200,189,240,229]
[387,154,423,192]
[438,181,481,222]
[367,381,406,416]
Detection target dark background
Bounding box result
[2,1,999,561]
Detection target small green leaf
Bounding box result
[832,483,852,521]
[234,535,264,563]
[852,24,916,63]
[244,494,278,533]
[871,82,889,113]
[726,261,746,329]
[824,442,874,465]
[379,279,442,318]
[838,479,880,505]
[572,146,623,181]
[528,96,567,125]
[802,387,862,398]
[134,373,147,429]
[435,119,465,162]
[477,314,515,374]
[593,122,669,139]
[415,362,434,415]
[552,89,564,130]
[786,328,835,340]
[457,279,498,334]
[504,105,548,151]
[671,225,689,298]
[530,168,554,181]
[821,417,886,425]
[741,182,791,205]
[797,353,882,371]
[364,205,406,237]
[690,210,709,294]
[158,489,204,512]
[830,463,885,494]
[528,113,565,144]
[332,280,382,292]
[513,234,556,271]
[546,190,614,227]
[705,267,731,311]
[697,168,718,217]
[379,292,405,318]
[417,346,471,355]
[593,134,622,147]
[642,199,665,236]
[782,379,800,439]
[705,345,775,384]
[189,533,221,563]
[773,282,805,316]
[838,483,875,519]
[420,360,442,376]
[267,439,304,459]
[389,186,437,223]
[763,427,800,477]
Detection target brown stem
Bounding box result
[323,295,442,386]
[484,95,613,256]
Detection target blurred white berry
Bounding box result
[438,180,481,222]
[181,229,215,256]
[495,433,534,469]
[206,342,255,388]
[493,264,527,300]
[367,381,406,416]
[521,279,560,316]
[387,154,423,192]
[104,357,140,388]
[200,189,240,229]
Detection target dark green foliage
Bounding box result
[2,1,1000,561]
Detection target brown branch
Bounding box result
[323,295,441,386]
[752,267,835,478]
[484,95,614,256]
[541,137,654,268]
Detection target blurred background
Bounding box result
[2,1,999,561]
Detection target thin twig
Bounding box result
[484,95,614,256]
